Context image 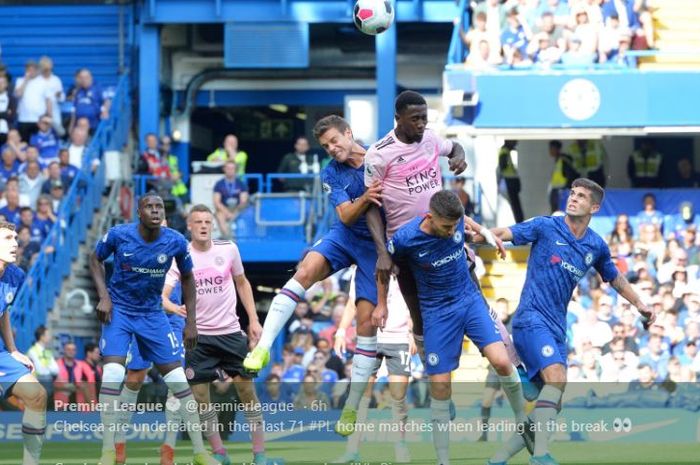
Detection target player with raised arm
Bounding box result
[0,222,47,465]
[388,191,528,465]
[486,178,656,465]
[90,193,220,465]
[243,115,382,436]
[332,273,414,463]
[162,204,273,465]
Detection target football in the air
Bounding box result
[353,0,395,35]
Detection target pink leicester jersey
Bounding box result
[378,277,411,344]
[166,240,244,336]
[365,129,453,238]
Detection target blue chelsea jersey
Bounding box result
[510,215,618,337]
[95,223,193,314]
[389,217,479,314]
[0,264,25,352]
[321,160,372,240]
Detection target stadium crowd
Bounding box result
[462,0,655,69]
[0,56,110,273]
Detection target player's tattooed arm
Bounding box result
[180,271,199,350]
[610,273,656,329]
[446,142,467,175]
[90,251,112,323]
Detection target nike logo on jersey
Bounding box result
[555,241,568,246]
[123,252,134,257]
[418,251,429,257]
[343,184,351,190]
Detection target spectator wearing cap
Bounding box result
[0,74,16,146]
[70,68,109,133]
[37,56,65,137]
[49,178,65,212]
[19,160,45,209]
[212,160,249,239]
[30,115,60,165]
[627,140,663,188]
[0,146,20,184]
[14,60,50,141]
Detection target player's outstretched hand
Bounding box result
[408,335,417,356]
[183,323,198,351]
[375,253,397,285]
[96,296,113,324]
[334,328,347,356]
[371,305,388,330]
[11,351,34,371]
[363,181,383,207]
[639,305,656,330]
[448,153,467,175]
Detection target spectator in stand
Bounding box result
[207,134,248,176]
[212,160,249,239]
[294,373,330,410]
[561,36,596,67]
[571,7,599,55]
[547,140,578,212]
[137,133,171,179]
[462,12,501,65]
[13,60,50,141]
[677,341,697,367]
[27,325,59,401]
[16,225,40,271]
[450,177,475,216]
[0,146,20,184]
[41,162,69,195]
[18,207,42,244]
[20,146,43,173]
[572,309,614,351]
[466,40,500,70]
[2,177,30,208]
[277,136,318,192]
[0,74,16,146]
[35,194,56,225]
[2,129,28,161]
[657,249,688,285]
[58,148,79,185]
[49,179,65,213]
[473,0,507,35]
[609,32,637,67]
[599,14,627,61]
[159,136,188,201]
[30,115,61,165]
[569,139,607,186]
[636,193,663,229]
[79,342,102,404]
[609,214,633,245]
[501,8,532,64]
[536,0,570,27]
[633,0,655,48]
[639,334,670,381]
[37,56,64,137]
[19,160,45,209]
[672,158,700,188]
[529,32,563,66]
[54,342,89,406]
[627,139,662,188]
[535,12,566,50]
[67,125,88,168]
[258,373,292,406]
[70,68,109,134]
[0,188,22,224]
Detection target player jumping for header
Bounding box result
[487,178,655,465]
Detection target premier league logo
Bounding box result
[215,256,225,266]
[585,252,593,266]
[157,254,168,264]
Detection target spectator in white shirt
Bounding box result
[38,56,65,137]
[67,126,88,168]
[19,160,46,209]
[14,60,50,142]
